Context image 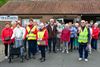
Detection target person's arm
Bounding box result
[22,28,26,39]
[11,29,15,39]
[88,28,90,44]
[1,29,4,42]
[43,30,48,40]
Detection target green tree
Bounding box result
[0,0,8,7]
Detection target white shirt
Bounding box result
[11,27,26,39]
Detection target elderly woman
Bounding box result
[1,22,13,59]
[61,24,70,53]
[37,23,48,62]
[91,23,99,50]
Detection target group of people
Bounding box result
[1,18,100,62]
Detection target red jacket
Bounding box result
[1,28,13,44]
[92,27,99,39]
[38,28,48,46]
[61,28,70,42]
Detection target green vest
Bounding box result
[78,27,88,43]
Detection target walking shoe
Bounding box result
[40,58,45,62]
[39,57,43,60]
[4,56,8,59]
[62,50,65,53]
[84,59,88,62]
[66,50,69,54]
[78,58,82,61]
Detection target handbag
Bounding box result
[4,36,10,41]
[37,40,46,45]
[4,29,11,41]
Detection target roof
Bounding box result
[0,0,100,15]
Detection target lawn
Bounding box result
[0,0,8,7]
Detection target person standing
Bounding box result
[91,23,99,50]
[73,23,79,50]
[78,20,90,62]
[47,19,57,53]
[1,22,13,59]
[37,23,48,62]
[69,22,77,52]
[25,19,38,59]
[61,24,70,53]
[11,22,25,58]
[56,22,64,51]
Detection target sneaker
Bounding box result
[84,59,88,62]
[57,49,59,51]
[78,58,82,61]
[66,50,69,53]
[4,56,8,59]
[62,50,65,53]
[40,58,45,62]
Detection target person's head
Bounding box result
[29,19,33,25]
[68,22,72,27]
[50,19,55,25]
[39,23,45,30]
[16,22,21,28]
[33,21,37,26]
[65,23,69,29]
[5,22,10,28]
[11,21,16,27]
[75,23,79,27]
[86,23,90,28]
[80,20,86,27]
[94,23,98,28]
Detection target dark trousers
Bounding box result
[70,38,74,51]
[48,38,57,52]
[23,38,27,52]
[28,40,37,58]
[4,44,8,56]
[79,43,88,59]
[91,38,97,50]
[39,46,46,58]
[4,43,13,56]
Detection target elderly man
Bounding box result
[78,20,90,62]
[47,19,57,53]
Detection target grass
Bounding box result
[0,0,8,7]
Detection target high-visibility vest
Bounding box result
[26,26,37,40]
[37,29,46,45]
[78,27,88,43]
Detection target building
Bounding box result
[0,0,100,26]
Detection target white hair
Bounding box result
[94,23,98,26]
[50,19,54,22]
[11,21,16,25]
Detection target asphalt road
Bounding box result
[0,42,100,67]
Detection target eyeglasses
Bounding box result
[81,22,85,23]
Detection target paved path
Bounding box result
[0,41,100,67]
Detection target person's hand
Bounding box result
[38,38,42,40]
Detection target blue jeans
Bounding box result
[15,39,23,56]
[91,38,97,50]
[63,42,68,51]
[79,43,88,59]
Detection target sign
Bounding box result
[0,16,18,21]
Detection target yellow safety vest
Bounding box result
[78,27,88,43]
[37,29,46,45]
[26,26,37,40]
